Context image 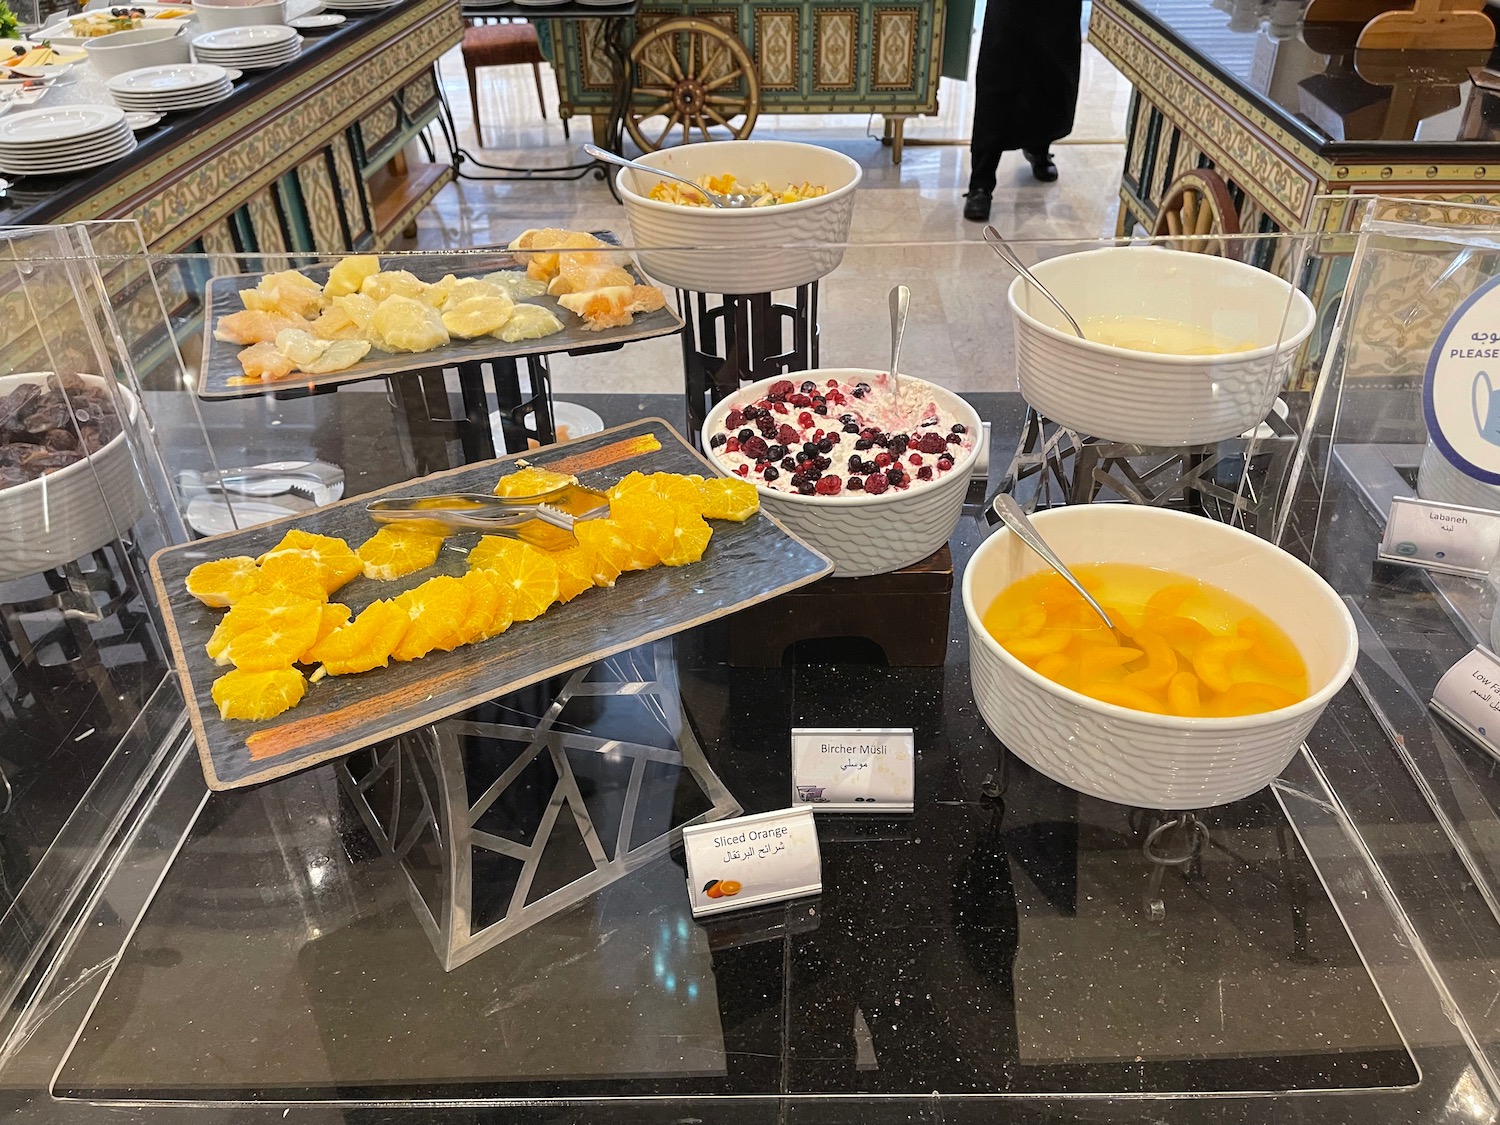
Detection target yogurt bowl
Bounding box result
[701,368,982,577]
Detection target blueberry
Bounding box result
[710,433,727,448]
[763,467,780,482]
[950,423,967,433]
[800,380,817,393]
[767,444,786,460]
[817,438,833,454]
[737,428,753,442]
[854,438,873,451]
[843,423,860,434]
[848,476,864,491]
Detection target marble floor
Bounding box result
[403,4,1135,394]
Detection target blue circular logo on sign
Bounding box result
[1423,271,1500,486]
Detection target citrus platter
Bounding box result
[196,245,684,400]
[149,419,834,790]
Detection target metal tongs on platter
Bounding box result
[366,484,610,550]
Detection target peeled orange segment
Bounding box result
[254,551,332,603]
[358,525,446,581]
[301,603,351,662]
[323,255,380,299]
[451,569,505,646]
[185,556,261,607]
[260,530,363,594]
[493,465,578,498]
[220,610,322,672]
[212,667,307,722]
[467,534,524,572]
[647,472,706,515]
[309,598,410,675]
[549,545,598,602]
[610,493,675,567]
[392,575,472,661]
[482,542,559,622]
[571,522,627,586]
[660,509,712,566]
[607,470,654,500]
[697,477,758,521]
[206,593,323,663]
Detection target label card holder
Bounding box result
[682,807,821,918]
[1432,647,1500,761]
[1379,496,1500,577]
[790,727,914,813]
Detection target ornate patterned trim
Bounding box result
[813,7,857,91]
[753,8,800,91]
[872,8,917,91]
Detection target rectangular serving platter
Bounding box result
[196,250,683,400]
[149,419,834,791]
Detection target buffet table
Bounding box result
[1089,0,1500,240]
[0,0,463,252]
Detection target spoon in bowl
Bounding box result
[583,145,758,208]
[888,283,909,398]
[991,493,1114,631]
[982,225,1086,341]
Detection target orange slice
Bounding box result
[493,465,577,498]
[572,520,629,585]
[220,608,322,672]
[608,470,653,499]
[185,556,260,607]
[254,551,331,602]
[261,530,362,594]
[391,575,471,661]
[697,477,758,521]
[451,569,505,646]
[212,668,307,722]
[648,472,706,516]
[309,599,411,675]
[206,593,323,663]
[549,545,597,602]
[358,525,445,581]
[608,493,674,568]
[467,534,522,572]
[481,541,559,622]
[660,509,712,566]
[301,603,351,662]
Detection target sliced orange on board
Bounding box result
[493,465,577,498]
[660,509,712,567]
[474,539,559,622]
[219,609,322,673]
[358,524,445,580]
[572,521,629,586]
[254,551,331,603]
[309,598,411,675]
[185,556,261,607]
[697,477,758,522]
[549,545,598,602]
[260,530,363,593]
[206,593,322,663]
[391,575,471,661]
[212,668,307,722]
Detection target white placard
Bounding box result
[681,807,821,918]
[791,727,914,813]
[1378,496,1500,576]
[1423,271,1500,484]
[1432,647,1500,760]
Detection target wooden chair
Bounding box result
[462,21,566,147]
[1151,168,1240,256]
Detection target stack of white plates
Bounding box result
[192,25,303,69]
[0,104,137,176]
[317,0,400,13]
[107,63,234,113]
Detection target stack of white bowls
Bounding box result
[192,24,302,69]
[317,0,400,13]
[194,0,289,31]
[0,105,137,177]
[107,63,235,113]
[82,26,190,78]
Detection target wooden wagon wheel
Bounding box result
[1151,169,1241,255]
[626,17,760,152]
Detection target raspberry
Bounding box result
[778,424,799,445]
[735,464,749,477]
[815,476,842,495]
[742,405,762,420]
[726,409,745,429]
[947,433,963,445]
[710,433,727,448]
[725,438,740,453]
[742,436,769,460]
[917,466,933,481]
[875,452,893,467]
[847,476,864,491]
[863,473,888,495]
[950,423,967,433]
[918,433,948,455]
[763,466,780,482]
[768,380,794,399]
[909,454,923,466]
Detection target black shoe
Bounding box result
[1023,149,1058,182]
[963,189,993,222]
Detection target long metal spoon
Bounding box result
[888,283,909,392]
[991,493,1114,631]
[982,224,1086,340]
[584,145,758,208]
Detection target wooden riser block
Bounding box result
[728,545,954,668]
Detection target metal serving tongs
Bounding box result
[366,485,610,550]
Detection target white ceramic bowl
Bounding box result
[0,373,146,584]
[701,368,982,578]
[1008,246,1317,446]
[193,0,288,32]
[1417,439,1500,511]
[962,505,1357,810]
[616,139,862,294]
[83,26,189,77]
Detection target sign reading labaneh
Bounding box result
[1424,272,1500,485]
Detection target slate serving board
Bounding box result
[149,419,834,791]
[196,252,683,400]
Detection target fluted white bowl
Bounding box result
[1417,439,1500,511]
[962,505,1356,810]
[701,368,982,578]
[616,139,861,294]
[0,373,146,584]
[193,0,288,32]
[1008,247,1317,446]
[84,27,190,78]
